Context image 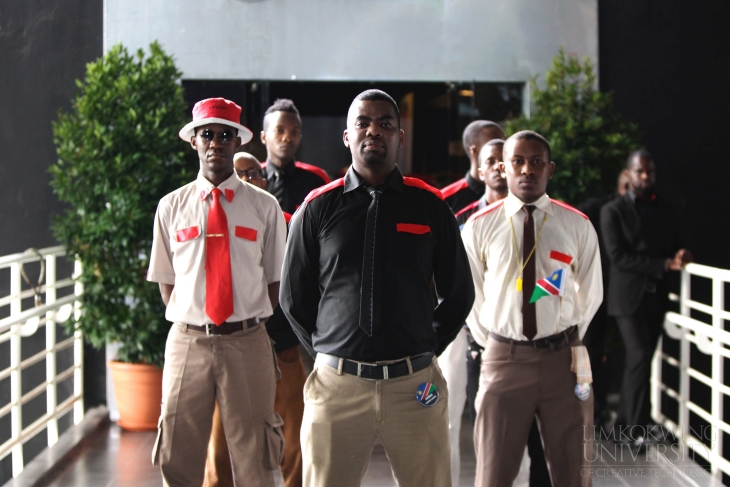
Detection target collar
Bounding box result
[343,165,405,194]
[265,158,295,179]
[195,171,240,202]
[465,171,485,194]
[503,192,553,218]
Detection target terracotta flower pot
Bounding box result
[108,360,163,431]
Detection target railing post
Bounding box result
[73,258,84,424]
[678,269,691,458]
[710,274,724,480]
[9,262,24,476]
[45,254,59,447]
[651,334,662,422]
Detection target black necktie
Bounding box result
[269,169,288,212]
[522,205,537,340]
[359,187,382,337]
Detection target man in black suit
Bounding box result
[600,150,692,444]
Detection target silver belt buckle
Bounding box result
[205,323,213,336]
[356,361,381,380]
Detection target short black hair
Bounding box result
[462,120,505,153]
[263,99,301,130]
[485,138,505,147]
[626,149,654,168]
[505,130,552,161]
[350,89,400,127]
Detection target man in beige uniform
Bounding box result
[462,130,602,487]
[148,98,287,487]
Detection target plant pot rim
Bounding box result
[107,360,162,372]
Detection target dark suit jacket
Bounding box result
[600,193,681,317]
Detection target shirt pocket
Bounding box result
[231,225,262,266]
[174,225,201,243]
[234,225,258,241]
[396,223,431,235]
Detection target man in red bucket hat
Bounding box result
[147,98,287,486]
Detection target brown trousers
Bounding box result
[203,345,306,487]
[152,323,281,487]
[474,337,593,487]
[302,355,452,487]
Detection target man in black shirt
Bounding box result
[280,89,474,487]
[261,98,330,215]
[442,120,506,213]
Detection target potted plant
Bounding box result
[506,48,641,203]
[50,42,193,430]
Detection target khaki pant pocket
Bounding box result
[263,411,285,470]
[151,415,163,466]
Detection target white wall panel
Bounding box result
[104,0,597,82]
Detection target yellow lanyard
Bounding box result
[509,209,547,291]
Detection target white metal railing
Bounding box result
[0,246,83,478]
[652,262,730,483]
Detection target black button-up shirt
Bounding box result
[264,159,330,214]
[442,171,484,214]
[280,166,474,361]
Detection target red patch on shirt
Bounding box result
[304,178,345,203]
[397,223,431,235]
[550,199,588,219]
[283,212,292,224]
[403,177,444,200]
[468,200,504,222]
[176,226,200,242]
[454,199,480,219]
[234,226,257,241]
[550,250,573,265]
[441,178,468,199]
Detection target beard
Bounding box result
[360,146,389,166]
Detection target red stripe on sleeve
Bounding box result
[396,223,431,234]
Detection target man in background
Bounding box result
[442,120,506,213]
[601,150,692,446]
[261,99,330,214]
[203,150,307,487]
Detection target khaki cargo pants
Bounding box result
[152,323,283,487]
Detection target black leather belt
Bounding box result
[489,325,577,349]
[182,318,260,336]
[317,352,434,380]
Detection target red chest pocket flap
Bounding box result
[175,225,200,242]
[396,223,431,235]
[235,226,258,241]
[550,250,573,265]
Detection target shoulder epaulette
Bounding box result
[550,199,589,219]
[468,200,504,222]
[303,178,344,203]
[454,199,480,219]
[441,178,468,199]
[403,177,444,200]
[295,161,331,183]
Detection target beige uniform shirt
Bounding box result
[147,171,286,325]
[461,192,602,345]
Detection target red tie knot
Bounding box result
[211,187,222,198]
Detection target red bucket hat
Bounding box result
[178,98,253,143]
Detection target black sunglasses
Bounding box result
[198,129,237,145]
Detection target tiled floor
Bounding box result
[44,420,715,487]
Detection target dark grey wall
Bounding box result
[599,0,730,268]
[0,0,102,257]
[0,1,103,482]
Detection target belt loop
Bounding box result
[510,340,516,360]
[337,357,344,376]
[405,356,413,375]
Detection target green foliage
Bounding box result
[505,48,641,204]
[50,42,193,367]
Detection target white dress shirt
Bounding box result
[147,171,286,325]
[461,192,602,345]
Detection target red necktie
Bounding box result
[205,188,233,325]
